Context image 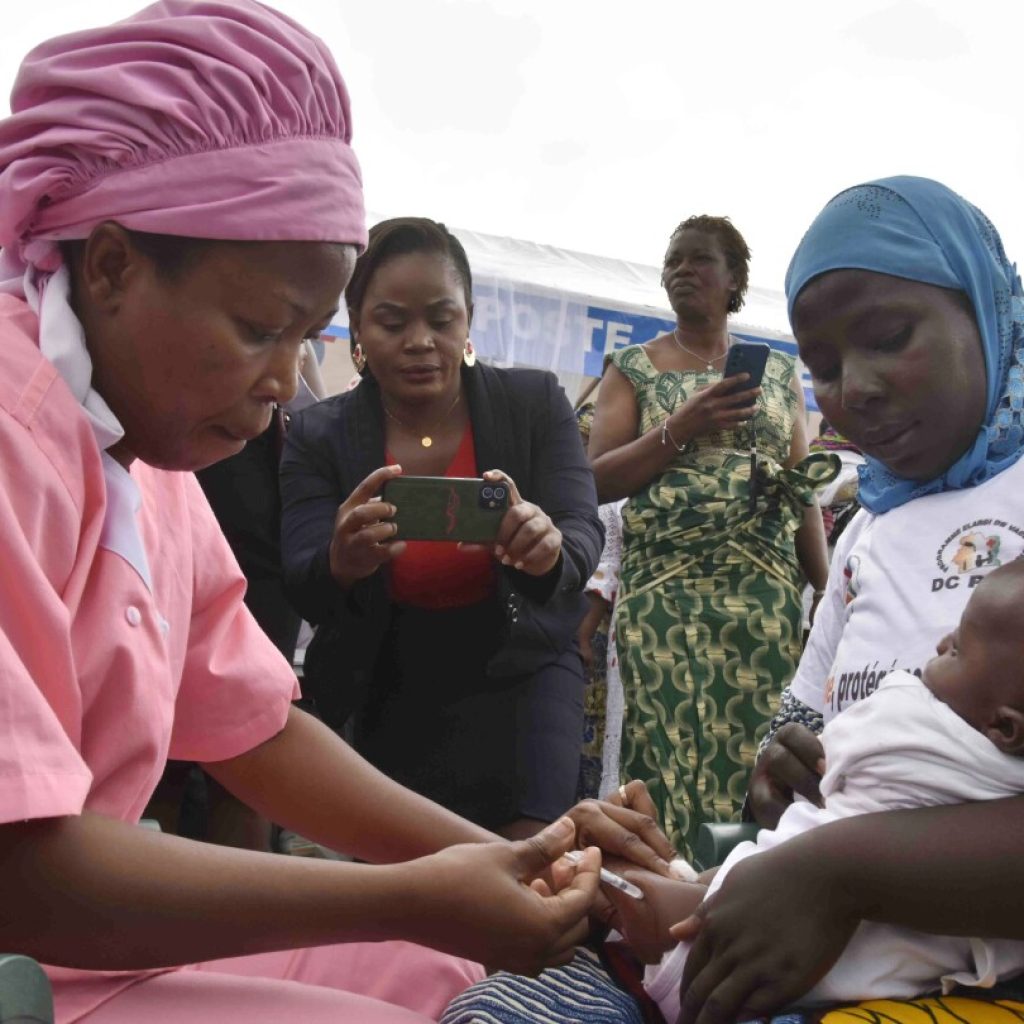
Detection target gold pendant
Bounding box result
[421,436,433,448]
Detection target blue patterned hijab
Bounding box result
[785,176,1024,515]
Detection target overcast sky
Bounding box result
[2,0,1021,297]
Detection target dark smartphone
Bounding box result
[382,476,510,543]
[722,341,771,405]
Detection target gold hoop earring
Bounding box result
[463,339,476,367]
[352,341,366,373]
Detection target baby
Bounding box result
[603,559,1024,1017]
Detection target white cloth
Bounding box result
[791,456,1024,723]
[589,499,626,798]
[646,672,1024,1017]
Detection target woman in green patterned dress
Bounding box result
[588,215,832,857]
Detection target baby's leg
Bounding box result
[603,858,707,964]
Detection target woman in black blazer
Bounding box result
[280,217,603,836]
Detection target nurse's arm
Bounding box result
[204,705,678,874]
[0,810,454,970]
[202,704,499,860]
[0,805,600,974]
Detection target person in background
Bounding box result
[574,398,627,801]
[588,214,832,857]
[808,417,865,546]
[280,217,605,839]
[0,5,673,1020]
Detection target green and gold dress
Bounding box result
[613,343,834,857]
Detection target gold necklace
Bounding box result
[672,328,731,371]
[382,392,462,448]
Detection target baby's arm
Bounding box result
[601,856,710,963]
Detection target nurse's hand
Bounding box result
[329,465,406,590]
[747,723,825,829]
[567,781,676,877]
[400,817,599,975]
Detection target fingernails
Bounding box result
[514,560,524,570]
[495,546,505,557]
[816,758,827,775]
[548,816,575,839]
[668,857,701,882]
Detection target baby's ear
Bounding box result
[985,706,1024,756]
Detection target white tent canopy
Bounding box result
[324,217,812,408]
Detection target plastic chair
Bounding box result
[0,955,53,1024]
[692,821,758,872]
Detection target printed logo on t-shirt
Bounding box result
[932,518,1024,593]
[824,661,921,716]
[809,460,1024,726]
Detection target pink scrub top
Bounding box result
[0,294,299,1018]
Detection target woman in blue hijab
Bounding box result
[672,177,1024,1024]
[789,175,1024,513]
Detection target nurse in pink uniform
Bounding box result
[0,3,679,1021]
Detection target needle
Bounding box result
[562,850,644,900]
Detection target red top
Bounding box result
[386,426,497,608]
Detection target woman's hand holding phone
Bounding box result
[328,465,407,590]
[467,469,563,577]
[667,374,763,445]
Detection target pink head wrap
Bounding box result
[0,0,367,283]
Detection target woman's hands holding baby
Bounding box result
[748,723,826,828]
[674,838,858,1024]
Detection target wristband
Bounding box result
[661,419,689,453]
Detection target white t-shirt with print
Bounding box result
[791,456,1024,723]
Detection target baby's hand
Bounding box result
[602,856,707,964]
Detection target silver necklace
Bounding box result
[382,392,461,448]
[672,328,731,371]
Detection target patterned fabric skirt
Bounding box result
[770,993,1024,1024]
[441,954,1024,1024]
[441,948,646,1024]
[617,562,800,858]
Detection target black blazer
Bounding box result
[279,362,604,729]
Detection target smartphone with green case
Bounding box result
[382,476,510,543]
